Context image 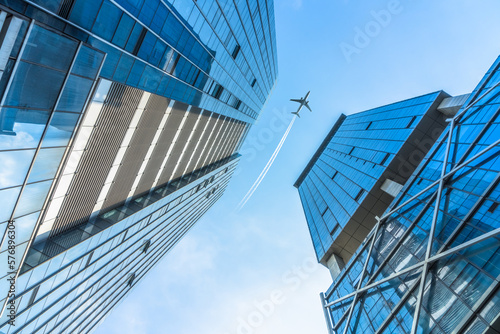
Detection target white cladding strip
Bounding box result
[180,111,213,177]
[192,115,222,172]
[216,121,239,161]
[209,120,236,165]
[167,108,204,182]
[198,116,225,168]
[35,80,113,240]
[203,117,231,166]
[90,92,150,219]
[151,106,191,189]
[126,101,174,201]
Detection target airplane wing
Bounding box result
[290,99,303,103]
[305,102,312,112]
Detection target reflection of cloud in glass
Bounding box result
[0,108,49,150]
[0,149,36,188]
[42,112,79,147]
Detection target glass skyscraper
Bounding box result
[0,0,277,333]
[296,56,500,333]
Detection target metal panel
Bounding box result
[185,111,218,174]
[154,101,190,186]
[195,116,225,171]
[159,106,200,183]
[51,83,143,237]
[206,116,232,166]
[101,94,169,211]
[170,106,206,181]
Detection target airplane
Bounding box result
[290,91,312,118]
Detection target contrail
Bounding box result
[236,116,297,211]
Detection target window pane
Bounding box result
[27,147,66,183]
[14,211,41,244]
[112,14,134,48]
[4,62,65,110]
[0,150,36,189]
[42,112,79,148]
[92,1,122,41]
[69,0,103,31]
[14,180,52,217]
[0,187,21,223]
[56,75,93,113]
[0,108,50,150]
[22,25,77,71]
[71,45,104,79]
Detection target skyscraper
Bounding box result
[0,0,277,332]
[295,56,500,333]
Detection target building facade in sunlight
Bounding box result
[0,0,277,332]
[295,57,500,333]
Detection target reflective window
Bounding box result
[42,112,79,147]
[0,187,20,223]
[69,0,103,31]
[27,148,66,183]
[14,180,53,217]
[72,46,104,79]
[22,25,77,71]
[92,1,122,41]
[14,211,41,244]
[0,149,35,189]
[56,75,94,113]
[0,108,50,151]
[4,62,66,110]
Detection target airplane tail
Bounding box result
[291,111,300,118]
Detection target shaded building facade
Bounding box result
[0,0,278,333]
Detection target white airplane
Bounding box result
[290,91,312,118]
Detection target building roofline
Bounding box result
[293,114,347,188]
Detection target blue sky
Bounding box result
[95,1,500,333]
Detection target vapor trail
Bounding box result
[236,116,296,211]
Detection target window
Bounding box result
[85,251,94,268]
[380,153,390,165]
[27,285,40,307]
[321,207,328,217]
[349,147,355,155]
[331,171,338,180]
[121,230,128,243]
[231,44,241,59]
[406,116,417,128]
[354,189,364,202]
[126,273,136,287]
[132,27,147,56]
[211,84,223,99]
[142,240,151,254]
[488,202,499,213]
[251,78,257,87]
[365,121,373,130]
[234,99,242,110]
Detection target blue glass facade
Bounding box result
[0,0,277,332]
[299,57,500,333]
[295,92,449,264]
